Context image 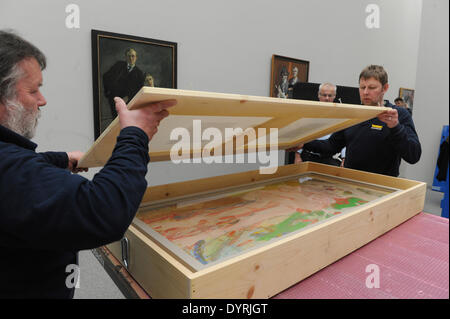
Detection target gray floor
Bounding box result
[73,187,447,299]
[74,250,125,299]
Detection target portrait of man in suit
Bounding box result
[103,48,145,118]
[93,30,177,138]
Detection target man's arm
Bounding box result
[36,151,87,173]
[36,151,69,169]
[0,97,176,251]
[303,130,346,157]
[381,108,421,164]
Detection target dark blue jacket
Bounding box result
[304,104,421,177]
[0,124,149,298]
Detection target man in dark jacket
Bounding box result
[288,65,421,177]
[0,30,176,298]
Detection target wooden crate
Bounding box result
[106,162,425,298]
[78,87,425,298]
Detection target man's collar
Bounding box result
[0,124,37,150]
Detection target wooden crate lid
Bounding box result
[79,87,388,167]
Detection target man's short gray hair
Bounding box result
[0,30,46,103]
[318,82,337,94]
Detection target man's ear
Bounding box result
[382,83,389,94]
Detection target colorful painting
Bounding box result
[136,174,393,270]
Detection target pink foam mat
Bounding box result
[274,213,449,299]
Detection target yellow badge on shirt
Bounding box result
[371,124,383,130]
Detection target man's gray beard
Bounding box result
[0,99,41,139]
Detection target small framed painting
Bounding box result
[270,55,309,99]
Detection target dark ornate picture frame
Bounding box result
[91,30,177,138]
[270,55,309,99]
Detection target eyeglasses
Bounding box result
[319,93,336,98]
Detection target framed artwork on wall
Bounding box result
[91,29,177,139]
[398,87,415,113]
[270,55,309,99]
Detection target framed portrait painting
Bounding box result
[91,30,177,138]
[270,55,309,99]
[399,87,415,113]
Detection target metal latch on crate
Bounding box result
[120,237,130,269]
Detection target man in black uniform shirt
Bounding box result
[289,65,421,177]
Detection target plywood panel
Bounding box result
[79,87,388,167]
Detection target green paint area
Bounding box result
[254,197,370,242]
[332,197,368,209]
[255,210,334,242]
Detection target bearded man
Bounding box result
[0,30,176,298]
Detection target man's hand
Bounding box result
[294,152,302,164]
[114,97,176,141]
[378,109,399,128]
[286,144,304,152]
[67,151,88,173]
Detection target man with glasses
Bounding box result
[317,82,337,102]
[295,82,344,166]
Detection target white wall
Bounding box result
[403,0,449,184]
[1,0,436,186]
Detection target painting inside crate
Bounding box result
[135,173,398,271]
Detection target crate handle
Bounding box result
[120,237,130,269]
